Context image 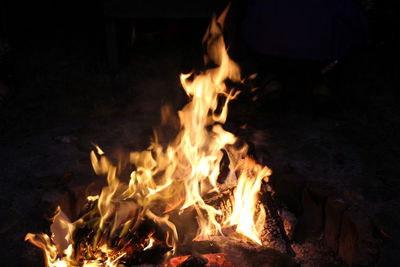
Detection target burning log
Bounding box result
[261,184,296,257]
[204,181,295,257]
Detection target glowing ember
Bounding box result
[25,6,271,267]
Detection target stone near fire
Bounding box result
[280,209,297,240]
[338,207,380,266]
[167,253,235,267]
[176,255,208,267]
[293,182,335,242]
[324,197,348,253]
[223,245,299,267]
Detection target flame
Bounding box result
[224,157,271,245]
[25,6,272,267]
[143,235,155,251]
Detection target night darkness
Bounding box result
[0,0,399,266]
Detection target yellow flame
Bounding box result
[87,195,99,201]
[143,236,155,251]
[224,157,271,245]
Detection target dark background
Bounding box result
[0,0,399,266]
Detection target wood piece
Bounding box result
[261,184,296,257]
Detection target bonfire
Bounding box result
[25,7,273,267]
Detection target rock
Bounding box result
[338,207,379,266]
[223,246,299,267]
[292,182,335,242]
[168,253,234,267]
[280,209,297,240]
[324,197,348,253]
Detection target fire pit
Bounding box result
[22,7,382,267]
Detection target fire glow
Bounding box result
[25,7,272,267]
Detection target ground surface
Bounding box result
[0,28,399,266]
